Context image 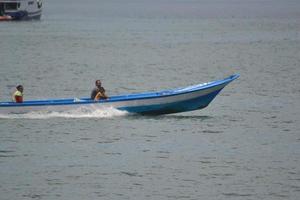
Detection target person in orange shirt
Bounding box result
[12,85,24,103]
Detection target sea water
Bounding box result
[0,0,300,199]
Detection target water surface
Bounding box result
[0,0,300,199]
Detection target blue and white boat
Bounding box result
[0,0,42,21]
[0,74,239,115]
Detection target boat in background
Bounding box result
[0,0,42,21]
[0,74,239,115]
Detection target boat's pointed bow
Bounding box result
[220,74,239,87]
[229,74,240,81]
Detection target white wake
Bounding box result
[0,106,129,119]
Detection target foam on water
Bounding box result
[0,106,129,119]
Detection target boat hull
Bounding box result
[4,10,41,20]
[0,75,239,115]
[117,85,224,114]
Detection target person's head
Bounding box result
[95,80,102,88]
[16,85,23,92]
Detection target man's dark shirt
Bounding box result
[90,87,105,99]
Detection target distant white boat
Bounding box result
[0,0,42,21]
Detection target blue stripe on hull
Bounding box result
[119,89,222,115]
[4,11,41,20]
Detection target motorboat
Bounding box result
[0,74,239,115]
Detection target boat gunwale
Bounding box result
[0,74,239,107]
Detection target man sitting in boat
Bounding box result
[12,85,24,103]
[91,80,108,100]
